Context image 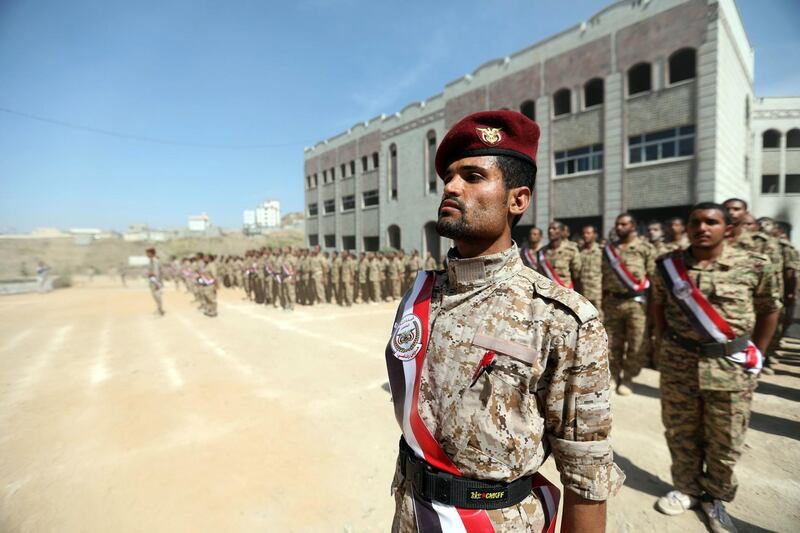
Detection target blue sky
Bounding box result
[1,0,798,232]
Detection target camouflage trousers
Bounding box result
[391,461,546,533]
[312,276,325,305]
[200,285,217,316]
[660,344,754,502]
[360,282,370,303]
[602,297,647,381]
[341,282,353,306]
[149,283,163,314]
[281,280,296,310]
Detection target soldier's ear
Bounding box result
[508,186,531,218]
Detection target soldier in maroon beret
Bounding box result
[385,111,622,533]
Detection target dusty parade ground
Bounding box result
[1,279,798,533]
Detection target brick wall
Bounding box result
[338,140,357,163]
[616,0,709,71]
[625,159,694,208]
[626,82,695,135]
[358,131,381,159]
[545,36,612,93]
[488,65,541,110]
[445,87,489,128]
[552,108,603,150]
[554,174,602,217]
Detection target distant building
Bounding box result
[31,227,67,238]
[188,213,211,232]
[752,97,800,243]
[243,200,282,235]
[303,0,800,254]
[123,224,173,242]
[281,212,305,231]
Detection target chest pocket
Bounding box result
[712,282,749,303]
[471,331,543,392]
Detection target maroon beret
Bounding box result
[435,110,540,178]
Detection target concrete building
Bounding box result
[188,213,211,232]
[752,97,800,245]
[303,0,799,255]
[256,200,281,229]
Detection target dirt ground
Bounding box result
[1,279,798,533]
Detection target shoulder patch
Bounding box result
[525,270,598,324]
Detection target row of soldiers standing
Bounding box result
[519,200,798,394]
[211,246,439,311]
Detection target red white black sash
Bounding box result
[385,271,560,533]
[604,244,649,294]
[658,253,762,373]
[521,247,539,270]
[537,250,573,289]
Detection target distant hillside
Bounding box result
[0,230,304,280]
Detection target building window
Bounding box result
[553,88,571,116]
[628,63,651,96]
[341,194,355,211]
[387,224,401,250]
[308,234,319,247]
[668,48,696,84]
[324,234,335,248]
[308,203,318,217]
[322,170,328,184]
[313,173,318,187]
[341,163,346,178]
[361,156,368,172]
[372,152,379,169]
[761,175,779,194]
[520,100,535,121]
[323,199,335,214]
[762,130,780,149]
[628,125,695,165]
[342,235,355,250]
[427,131,437,193]
[787,175,800,194]
[306,175,312,189]
[584,78,604,108]
[554,144,603,176]
[389,144,398,200]
[363,236,379,251]
[787,129,800,148]
[330,167,336,182]
[350,160,356,176]
[362,189,379,207]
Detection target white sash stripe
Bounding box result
[431,501,469,533]
[399,273,429,461]
[662,258,728,342]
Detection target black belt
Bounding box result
[399,437,533,510]
[664,329,750,357]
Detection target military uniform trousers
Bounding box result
[342,282,353,306]
[360,281,370,303]
[271,277,281,308]
[201,285,218,316]
[660,341,753,502]
[371,280,382,303]
[312,275,325,304]
[281,278,296,310]
[149,283,163,314]
[390,277,401,300]
[602,296,647,380]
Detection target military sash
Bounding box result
[386,272,560,533]
[658,253,763,373]
[537,250,573,289]
[604,244,649,294]
[521,247,538,270]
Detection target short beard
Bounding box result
[436,216,471,240]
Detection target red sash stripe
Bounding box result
[537,250,573,289]
[604,244,649,294]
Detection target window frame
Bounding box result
[553,144,604,178]
[307,203,318,217]
[627,125,696,167]
[341,194,355,212]
[362,189,379,208]
[323,199,336,215]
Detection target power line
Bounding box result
[0,106,311,149]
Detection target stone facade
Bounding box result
[303,0,792,256]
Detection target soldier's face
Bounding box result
[647,224,663,241]
[615,216,635,239]
[723,201,746,224]
[528,228,541,244]
[582,227,596,244]
[688,209,729,248]
[741,216,758,233]
[436,156,510,242]
[670,219,685,236]
[547,224,561,241]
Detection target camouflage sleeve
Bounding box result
[544,318,624,500]
[645,243,656,278]
[650,264,667,306]
[753,255,782,315]
[571,249,583,282]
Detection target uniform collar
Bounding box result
[683,243,738,269]
[445,243,522,292]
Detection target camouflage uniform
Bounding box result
[389,245,623,531]
[280,252,297,310]
[664,234,689,254]
[358,256,369,303]
[541,241,582,288]
[424,254,438,271]
[601,239,656,383]
[578,242,602,318]
[341,254,356,306]
[368,257,382,303]
[387,255,402,300]
[332,253,343,305]
[652,245,781,501]
[147,256,164,315]
[310,252,325,305]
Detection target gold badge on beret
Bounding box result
[476,126,503,146]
